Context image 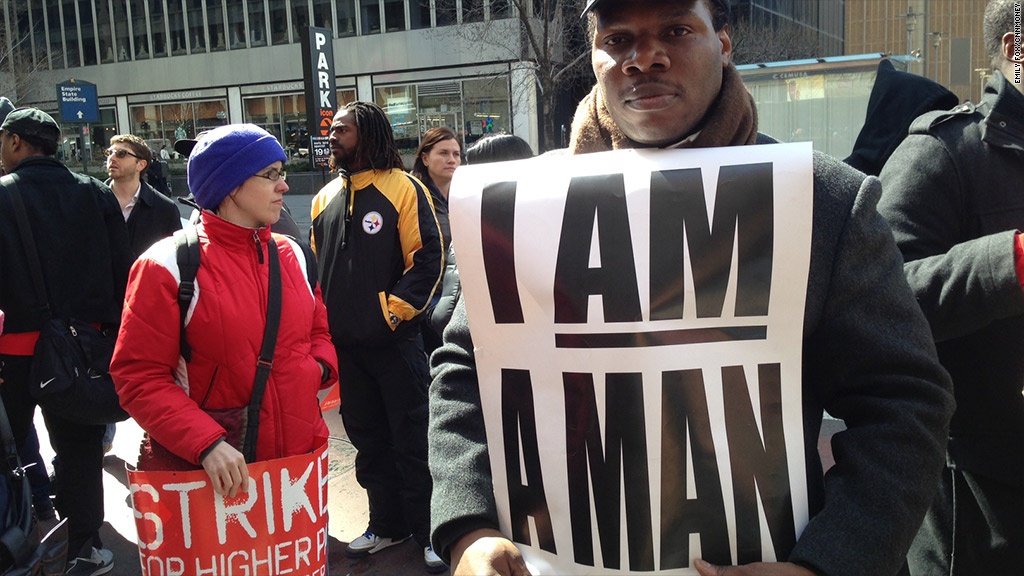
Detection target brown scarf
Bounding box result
[569,63,758,153]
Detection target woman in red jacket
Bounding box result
[110,124,338,498]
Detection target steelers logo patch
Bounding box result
[362,212,383,234]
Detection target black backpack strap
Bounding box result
[174,227,201,363]
[242,237,281,463]
[2,173,52,322]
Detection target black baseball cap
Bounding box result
[581,0,731,19]
[0,108,61,147]
[173,129,212,158]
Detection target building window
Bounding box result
[292,0,309,40]
[338,88,357,106]
[79,0,98,65]
[312,0,332,29]
[243,93,308,157]
[130,0,150,59]
[111,0,130,61]
[269,0,288,45]
[360,0,381,34]
[186,0,206,52]
[149,0,167,57]
[336,0,356,36]
[463,76,510,145]
[207,0,226,51]
[490,0,511,19]
[463,0,483,23]
[248,0,266,46]
[409,0,430,29]
[435,0,456,26]
[47,2,63,68]
[30,2,47,68]
[227,2,245,48]
[383,0,404,31]
[168,0,187,55]
[375,85,418,154]
[130,98,228,150]
[376,76,512,153]
[62,0,81,67]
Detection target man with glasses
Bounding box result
[0,108,132,575]
[105,134,182,258]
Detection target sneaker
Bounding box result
[424,545,446,573]
[65,546,113,575]
[345,530,410,558]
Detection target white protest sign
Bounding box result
[449,143,814,574]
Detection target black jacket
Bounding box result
[112,179,182,257]
[844,59,959,176]
[878,71,1024,482]
[0,156,132,335]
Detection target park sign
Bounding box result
[57,79,99,123]
[300,26,337,169]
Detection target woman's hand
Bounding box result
[200,441,249,497]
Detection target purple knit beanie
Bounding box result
[187,124,287,210]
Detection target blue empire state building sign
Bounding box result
[57,79,99,123]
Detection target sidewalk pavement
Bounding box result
[35,404,445,576]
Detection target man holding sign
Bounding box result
[428,1,954,575]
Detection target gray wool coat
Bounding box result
[428,147,954,576]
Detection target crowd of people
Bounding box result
[0,0,1022,574]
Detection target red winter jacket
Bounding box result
[111,212,338,466]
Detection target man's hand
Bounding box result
[200,441,249,497]
[695,560,818,576]
[451,528,531,576]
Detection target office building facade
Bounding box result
[0,0,539,162]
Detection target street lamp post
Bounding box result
[897,6,918,72]
[930,32,943,81]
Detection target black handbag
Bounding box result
[3,173,129,426]
[0,394,69,576]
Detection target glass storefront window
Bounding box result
[79,0,98,65]
[383,0,404,31]
[269,0,288,45]
[462,76,510,145]
[336,0,356,37]
[360,0,381,34]
[417,83,462,141]
[186,0,206,52]
[338,88,357,107]
[62,0,80,67]
[243,94,308,157]
[248,0,266,46]
[207,0,226,51]
[130,99,227,153]
[131,0,150,58]
[376,85,418,154]
[149,0,167,57]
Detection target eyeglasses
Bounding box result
[254,168,287,182]
[104,148,142,160]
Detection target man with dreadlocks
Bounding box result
[310,101,445,572]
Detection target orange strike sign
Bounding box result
[127,442,330,576]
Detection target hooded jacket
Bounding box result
[111,212,338,465]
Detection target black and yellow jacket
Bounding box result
[311,168,443,348]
